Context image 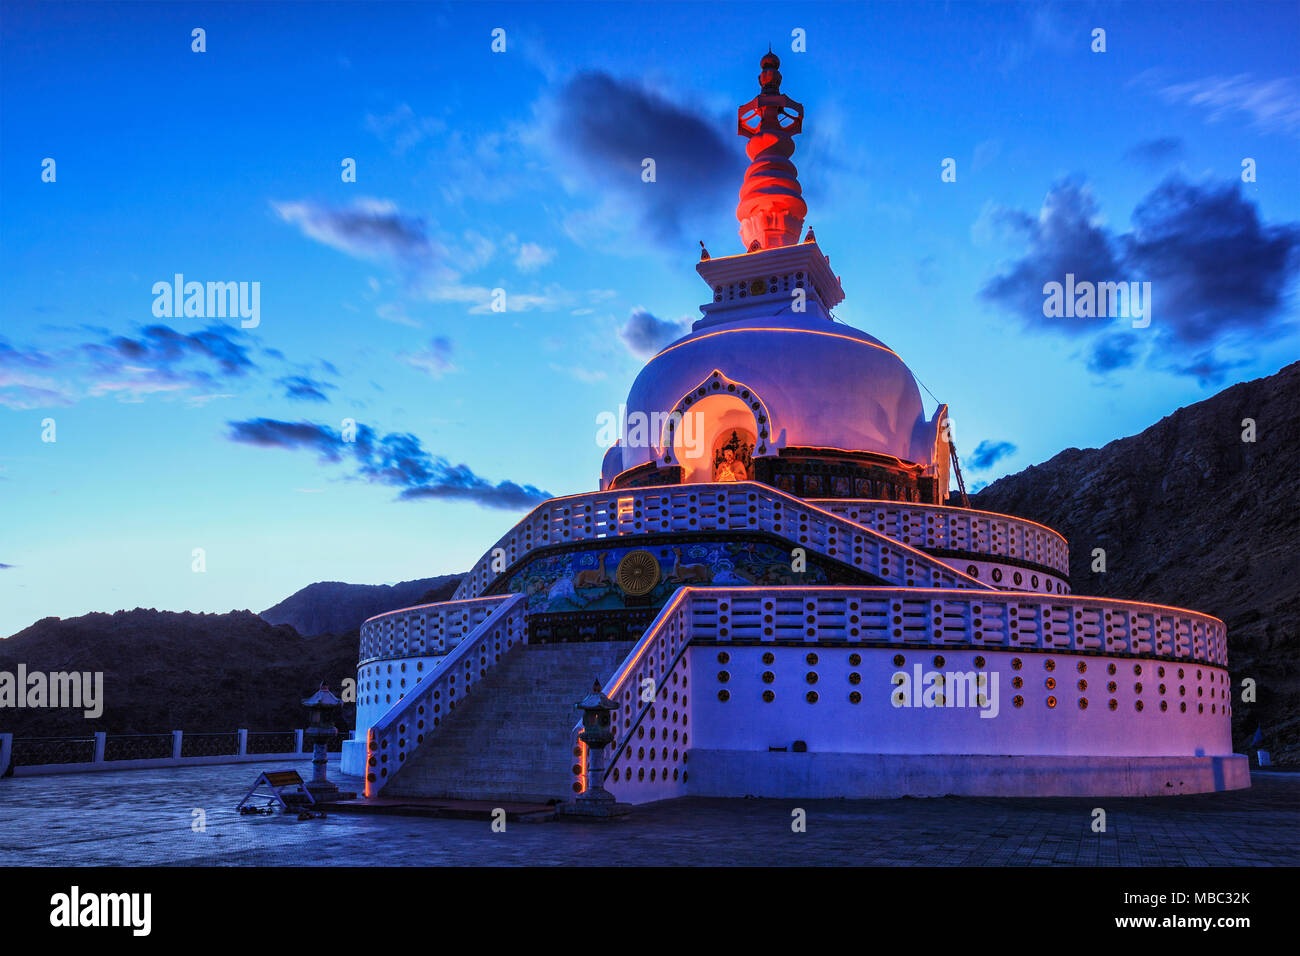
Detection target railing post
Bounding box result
[93,732,106,763]
[171,730,183,760]
[237,728,248,756]
[294,729,304,753]
[0,733,12,777]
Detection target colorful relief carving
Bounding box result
[503,539,829,613]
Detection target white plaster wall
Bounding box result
[688,645,1234,759]
[344,654,447,776]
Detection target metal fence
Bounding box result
[11,736,97,767]
[104,733,173,762]
[0,728,330,775]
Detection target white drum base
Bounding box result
[686,750,1250,799]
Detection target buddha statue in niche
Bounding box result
[713,429,754,482]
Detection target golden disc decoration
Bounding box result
[616,549,661,596]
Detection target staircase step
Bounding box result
[384,641,635,800]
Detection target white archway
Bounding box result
[658,369,778,484]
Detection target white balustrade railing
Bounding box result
[360,595,511,664]
[675,587,1227,664]
[452,481,987,602]
[807,499,1069,574]
[570,590,694,799]
[364,593,526,797]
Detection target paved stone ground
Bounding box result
[1,761,1296,866]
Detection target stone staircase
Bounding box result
[383,640,635,803]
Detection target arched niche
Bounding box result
[659,369,775,484]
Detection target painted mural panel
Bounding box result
[504,540,829,613]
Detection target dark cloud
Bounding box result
[1086,334,1142,374]
[980,175,1300,382]
[551,71,743,245]
[226,418,549,510]
[86,323,256,382]
[226,418,348,461]
[969,440,1018,470]
[1165,351,1253,388]
[1122,178,1300,346]
[1123,137,1184,167]
[619,308,692,357]
[400,474,551,510]
[980,178,1126,336]
[277,375,335,402]
[272,198,437,269]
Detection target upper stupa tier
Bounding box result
[696,239,844,326]
[736,52,808,252]
[696,53,843,327]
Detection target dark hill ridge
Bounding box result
[972,360,1300,763]
[1,574,464,737]
[0,608,357,737]
[260,574,461,636]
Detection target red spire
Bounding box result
[735,52,807,252]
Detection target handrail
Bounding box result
[570,590,692,793]
[806,497,1069,574]
[649,585,1228,663]
[603,628,693,785]
[360,593,508,629]
[365,593,525,797]
[453,481,987,603]
[359,594,510,665]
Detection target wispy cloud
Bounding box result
[549,362,607,384]
[0,369,75,410]
[514,242,555,272]
[398,336,456,379]
[275,198,580,314]
[1158,74,1300,140]
[1,323,342,409]
[277,374,336,402]
[364,103,447,155]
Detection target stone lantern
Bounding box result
[562,681,628,819]
[302,682,343,798]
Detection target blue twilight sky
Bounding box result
[1,1,1298,637]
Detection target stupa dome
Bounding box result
[608,311,936,483]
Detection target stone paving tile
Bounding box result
[1,763,1298,866]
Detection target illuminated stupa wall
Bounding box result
[343,55,1246,802]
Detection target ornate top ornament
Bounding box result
[736,51,807,252]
